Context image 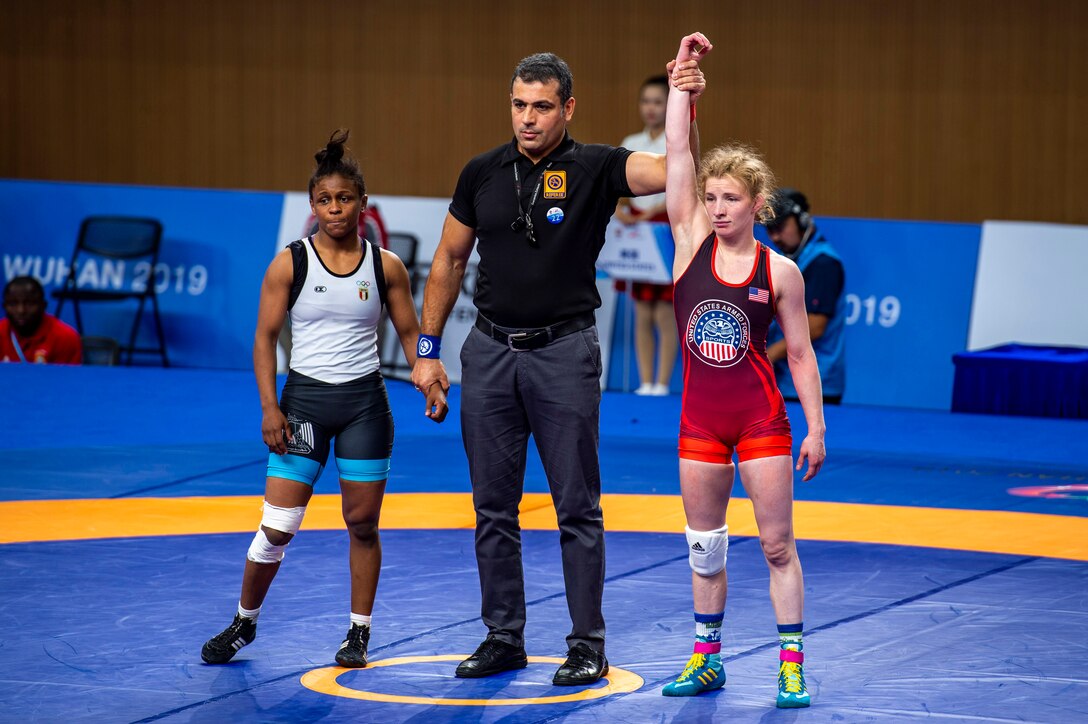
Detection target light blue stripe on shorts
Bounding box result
[336,457,390,482]
[267,454,324,486]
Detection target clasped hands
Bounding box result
[412,358,450,423]
[667,32,713,102]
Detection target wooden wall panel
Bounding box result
[1,0,1085,223]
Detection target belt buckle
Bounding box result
[507,330,543,352]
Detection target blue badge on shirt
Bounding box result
[547,206,564,224]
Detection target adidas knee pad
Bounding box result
[686,524,728,576]
[246,502,306,564]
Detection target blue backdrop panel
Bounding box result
[813,217,981,409]
[609,219,981,408]
[0,179,284,368]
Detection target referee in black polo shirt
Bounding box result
[412,50,706,686]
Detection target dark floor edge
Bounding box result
[109,458,266,499]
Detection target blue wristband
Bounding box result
[417,334,442,359]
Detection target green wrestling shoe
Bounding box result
[777,648,811,708]
[661,653,725,697]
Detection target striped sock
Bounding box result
[778,622,803,652]
[694,611,724,655]
[238,603,262,621]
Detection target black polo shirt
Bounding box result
[449,134,633,327]
[802,254,845,316]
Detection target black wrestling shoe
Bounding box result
[552,642,609,686]
[455,636,528,678]
[201,614,257,664]
[335,623,370,668]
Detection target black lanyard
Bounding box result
[512,160,552,247]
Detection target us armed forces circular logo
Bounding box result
[685,300,750,367]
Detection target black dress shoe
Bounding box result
[455,637,528,678]
[552,642,609,686]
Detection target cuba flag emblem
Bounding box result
[686,300,750,368]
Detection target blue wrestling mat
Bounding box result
[2,365,1086,722]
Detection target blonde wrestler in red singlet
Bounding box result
[659,33,826,709]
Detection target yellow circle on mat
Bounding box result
[300,654,644,706]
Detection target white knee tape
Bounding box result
[686,524,728,577]
[247,528,287,564]
[246,502,307,563]
[261,502,306,535]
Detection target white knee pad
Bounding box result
[686,524,728,577]
[246,502,307,564]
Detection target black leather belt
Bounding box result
[475,313,595,352]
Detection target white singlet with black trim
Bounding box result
[289,238,382,384]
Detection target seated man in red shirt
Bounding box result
[1,276,82,364]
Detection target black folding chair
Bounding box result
[80,336,121,366]
[53,216,169,366]
[386,232,421,295]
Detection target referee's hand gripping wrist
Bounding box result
[410,356,450,423]
[411,356,447,392]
